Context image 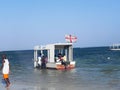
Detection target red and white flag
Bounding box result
[65,34,77,43]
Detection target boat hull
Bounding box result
[46,61,75,70]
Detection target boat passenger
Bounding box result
[63,54,67,62]
[58,54,67,69]
[37,53,42,68]
[41,55,47,69]
[62,54,68,69]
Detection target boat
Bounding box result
[34,43,76,70]
[110,44,120,50]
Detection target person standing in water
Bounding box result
[38,53,42,68]
[0,54,10,87]
[41,55,48,69]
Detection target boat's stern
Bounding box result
[56,61,76,70]
[46,61,76,70]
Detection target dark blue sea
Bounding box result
[0,47,120,90]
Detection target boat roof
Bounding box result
[111,44,120,46]
[34,43,73,50]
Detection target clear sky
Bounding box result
[0,0,120,51]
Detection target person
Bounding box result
[41,55,47,69]
[0,54,10,87]
[37,53,42,68]
[63,54,67,62]
[58,53,67,69]
[61,54,67,69]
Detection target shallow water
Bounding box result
[0,47,120,90]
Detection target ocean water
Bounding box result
[0,47,120,90]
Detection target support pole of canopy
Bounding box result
[69,45,73,61]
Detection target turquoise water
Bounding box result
[0,47,120,90]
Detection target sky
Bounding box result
[0,0,120,51]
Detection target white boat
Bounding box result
[110,44,120,50]
[34,43,76,70]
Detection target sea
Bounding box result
[0,47,120,90]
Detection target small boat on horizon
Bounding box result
[110,43,120,50]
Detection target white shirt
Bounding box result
[38,56,41,65]
[2,59,9,74]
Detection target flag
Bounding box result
[65,35,77,43]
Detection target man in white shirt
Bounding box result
[1,54,10,87]
[38,53,42,68]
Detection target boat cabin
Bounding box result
[110,44,120,50]
[34,43,76,70]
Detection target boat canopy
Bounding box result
[34,43,73,63]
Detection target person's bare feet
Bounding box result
[5,83,10,88]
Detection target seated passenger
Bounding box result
[56,53,62,62]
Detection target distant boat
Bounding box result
[110,44,120,50]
